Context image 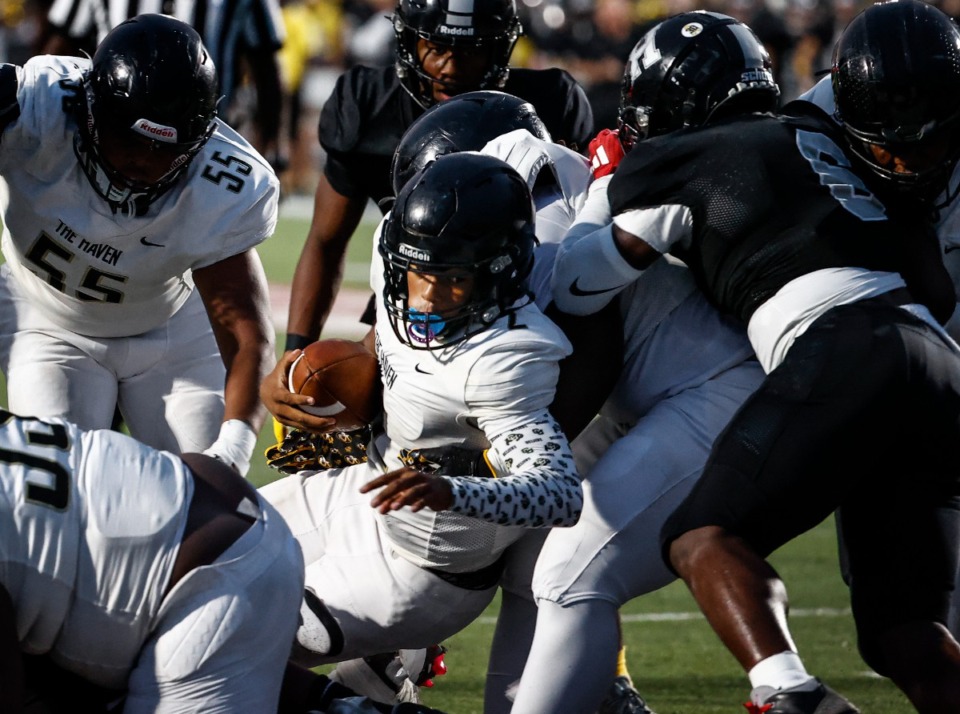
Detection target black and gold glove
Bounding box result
[399,445,496,478]
[265,425,372,474]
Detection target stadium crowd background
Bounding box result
[2,0,958,199]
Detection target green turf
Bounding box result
[409,518,910,714]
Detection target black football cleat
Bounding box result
[743,679,860,714]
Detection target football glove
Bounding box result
[588,128,626,179]
[399,446,496,478]
[265,425,371,474]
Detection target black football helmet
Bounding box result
[393,0,521,107]
[380,153,536,349]
[832,0,960,206]
[74,14,219,214]
[617,11,780,151]
[390,90,550,195]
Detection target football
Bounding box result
[288,339,381,429]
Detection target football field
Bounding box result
[253,207,913,713]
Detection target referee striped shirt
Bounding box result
[46,0,285,106]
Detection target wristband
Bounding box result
[203,419,258,477]
[285,333,314,352]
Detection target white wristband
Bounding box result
[203,419,258,477]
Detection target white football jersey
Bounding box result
[368,234,574,570]
[0,411,189,689]
[0,56,278,338]
[480,132,592,306]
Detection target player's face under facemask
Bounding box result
[416,39,495,104]
[858,131,960,207]
[403,268,476,345]
[74,87,211,215]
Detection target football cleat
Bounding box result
[330,646,448,705]
[597,675,657,714]
[399,644,448,688]
[743,679,860,714]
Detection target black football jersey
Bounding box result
[608,103,955,324]
[318,65,595,210]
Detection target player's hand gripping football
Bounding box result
[259,350,337,433]
[360,466,454,514]
[588,128,626,179]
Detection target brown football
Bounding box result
[287,339,381,429]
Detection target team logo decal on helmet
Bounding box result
[617,11,779,151]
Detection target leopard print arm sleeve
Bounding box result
[445,410,582,527]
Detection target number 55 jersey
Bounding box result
[0,56,277,338]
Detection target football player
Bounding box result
[281,0,595,357]
[508,13,779,714]
[0,14,276,476]
[0,411,303,713]
[263,91,635,711]
[797,0,960,654]
[259,154,584,709]
[551,3,960,713]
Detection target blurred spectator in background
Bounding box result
[2,0,51,65]
[724,0,793,94]
[40,0,287,166]
[525,0,647,130]
[344,0,396,66]
[279,0,345,196]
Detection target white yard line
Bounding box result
[474,606,852,626]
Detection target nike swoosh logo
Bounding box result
[414,364,433,374]
[568,277,625,297]
[139,236,165,248]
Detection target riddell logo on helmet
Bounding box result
[131,119,179,143]
[399,243,432,262]
[438,25,476,36]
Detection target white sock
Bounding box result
[748,651,817,703]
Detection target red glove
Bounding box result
[588,128,626,179]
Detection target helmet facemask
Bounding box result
[832,0,960,210]
[393,0,521,108]
[380,153,535,350]
[74,14,219,216]
[841,117,960,209]
[74,78,214,215]
[380,248,526,349]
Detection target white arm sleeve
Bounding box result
[444,410,582,528]
[552,222,645,315]
[551,175,642,315]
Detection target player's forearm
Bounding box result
[285,179,361,343]
[285,241,344,346]
[222,332,274,431]
[446,413,583,527]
